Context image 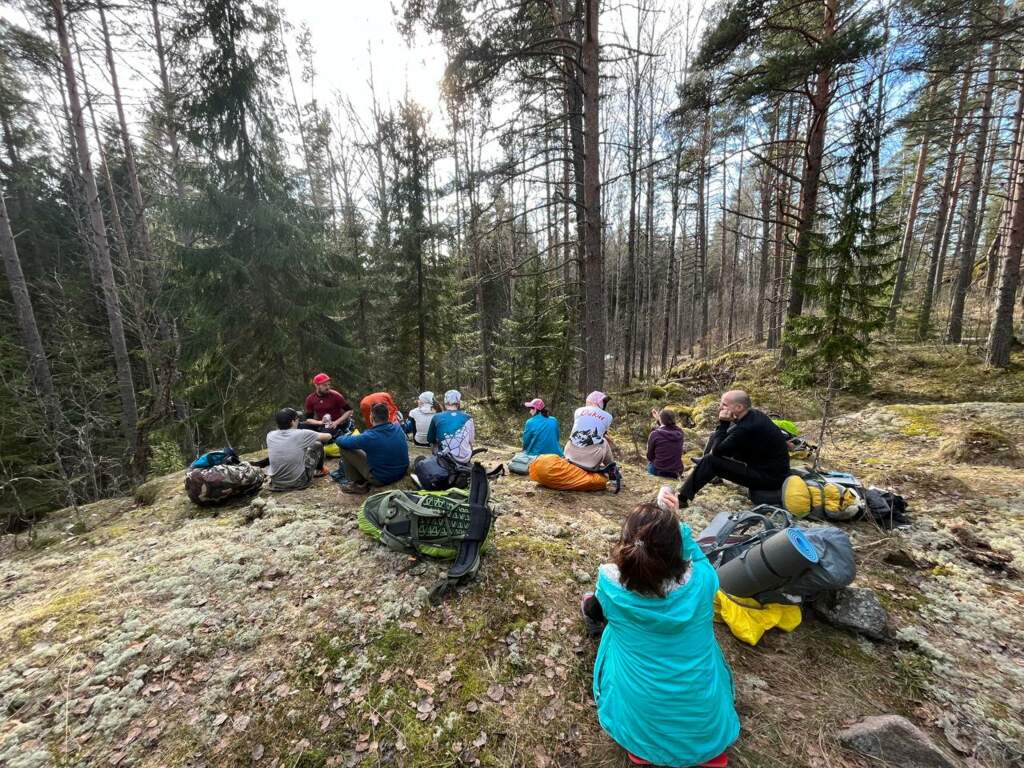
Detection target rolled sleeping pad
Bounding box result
[715,528,819,598]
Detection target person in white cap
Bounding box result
[565,391,615,470]
[426,389,476,463]
[403,391,439,446]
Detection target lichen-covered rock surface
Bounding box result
[2,347,1022,767]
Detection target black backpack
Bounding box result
[413,449,502,491]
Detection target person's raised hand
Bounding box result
[651,408,660,423]
[656,486,679,513]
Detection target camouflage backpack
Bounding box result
[185,462,264,506]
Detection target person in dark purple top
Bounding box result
[646,408,685,479]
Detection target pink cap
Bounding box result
[585,391,607,406]
[312,373,330,385]
[523,398,545,410]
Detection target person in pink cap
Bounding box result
[521,397,562,456]
[564,391,616,469]
[302,373,354,437]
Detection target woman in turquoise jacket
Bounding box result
[521,398,563,456]
[583,491,739,767]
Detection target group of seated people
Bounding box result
[269,371,791,509]
[265,375,800,766]
[264,373,476,495]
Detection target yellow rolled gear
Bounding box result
[781,473,861,520]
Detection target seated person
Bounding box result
[266,407,333,491]
[359,391,403,428]
[427,390,475,463]
[564,391,616,470]
[647,408,684,479]
[678,389,790,506]
[302,373,354,436]
[582,489,739,767]
[521,397,563,457]
[335,402,410,495]
[404,391,438,447]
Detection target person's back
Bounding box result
[565,391,614,469]
[523,413,562,456]
[428,390,475,463]
[407,406,436,445]
[267,420,325,490]
[336,404,411,490]
[647,408,684,478]
[590,500,739,765]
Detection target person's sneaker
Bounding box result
[341,482,369,495]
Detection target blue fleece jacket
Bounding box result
[335,423,410,484]
[522,414,563,456]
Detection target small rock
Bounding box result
[572,569,592,585]
[839,714,955,767]
[812,587,889,641]
[250,497,267,510]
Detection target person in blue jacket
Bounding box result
[427,390,476,462]
[521,397,562,457]
[581,489,740,767]
[335,402,410,494]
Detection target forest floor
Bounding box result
[1,344,1022,768]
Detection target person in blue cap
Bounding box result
[581,488,739,767]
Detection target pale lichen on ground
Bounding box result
[2,348,1022,767]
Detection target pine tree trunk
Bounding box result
[52,0,139,464]
[581,0,604,389]
[1,191,61,417]
[697,113,710,355]
[780,0,836,362]
[948,42,1000,343]
[754,111,778,345]
[623,79,640,384]
[151,0,185,199]
[986,60,1024,368]
[888,82,936,329]
[662,148,682,370]
[917,67,973,340]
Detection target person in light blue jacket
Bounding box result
[582,491,740,767]
[521,398,563,457]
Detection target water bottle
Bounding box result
[323,413,332,430]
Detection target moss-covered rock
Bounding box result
[938,424,1022,467]
[647,385,668,399]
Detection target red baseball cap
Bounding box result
[523,398,545,410]
[312,373,330,385]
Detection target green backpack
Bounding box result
[357,462,495,602]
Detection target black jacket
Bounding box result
[708,408,790,480]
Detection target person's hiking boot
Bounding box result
[341,482,369,495]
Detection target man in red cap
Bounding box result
[302,373,354,437]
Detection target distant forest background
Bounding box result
[2,0,1022,522]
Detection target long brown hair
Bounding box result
[612,503,688,597]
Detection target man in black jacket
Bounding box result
[678,390,790,505]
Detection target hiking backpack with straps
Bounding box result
[412,448,503,491]
[358,462,496,602]
[697,506,856,603]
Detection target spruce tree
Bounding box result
[783,109,896,392]
[170,0,354,444]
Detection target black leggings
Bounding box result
[679,454,784,501]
